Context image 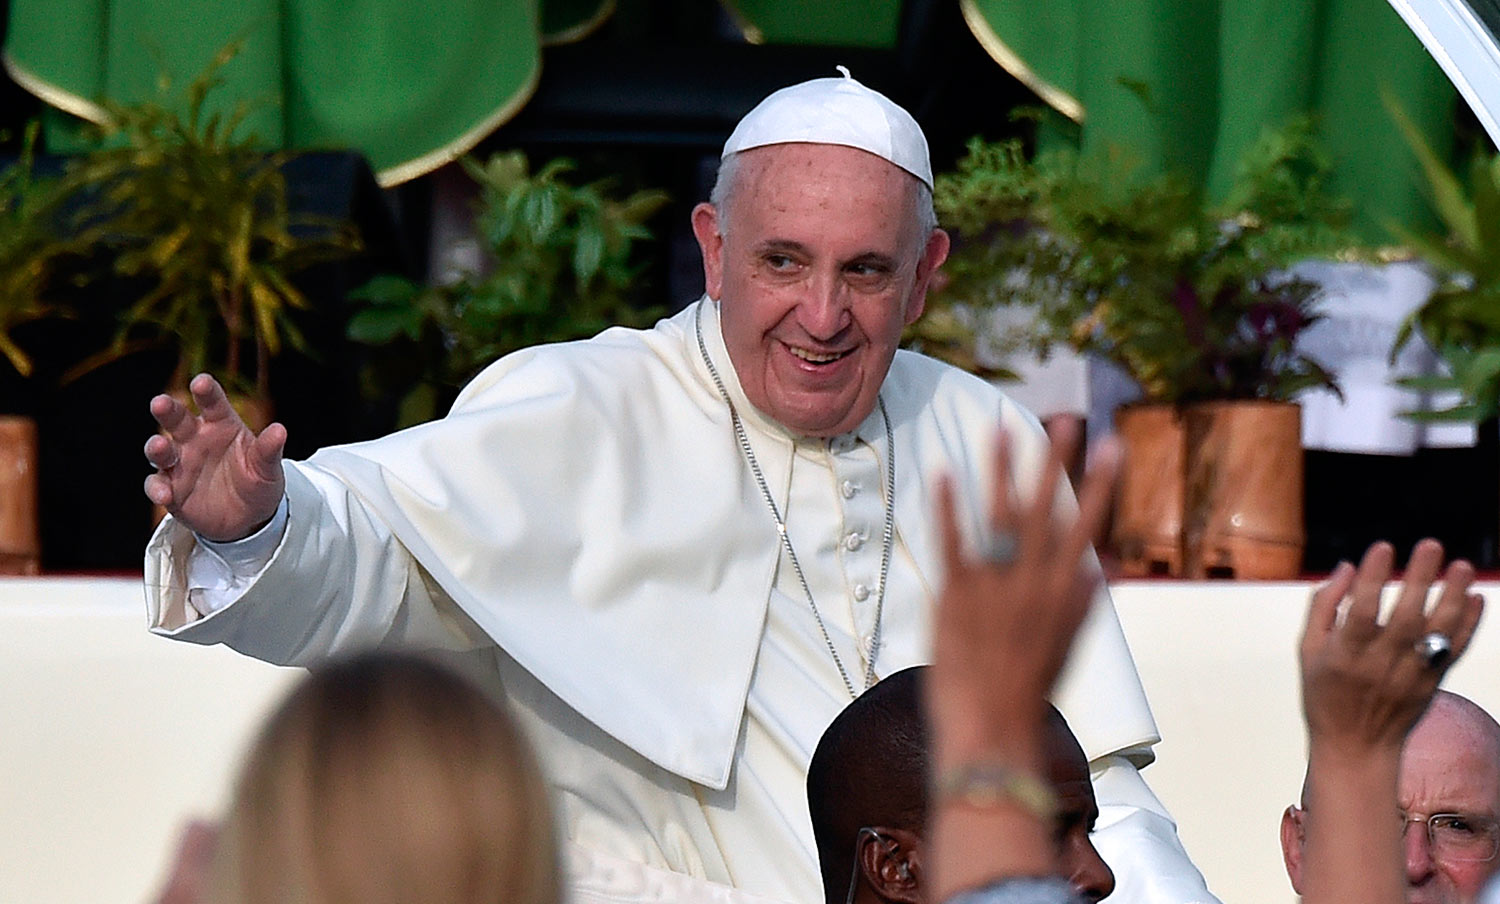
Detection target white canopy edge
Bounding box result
[1387,0,1500,146]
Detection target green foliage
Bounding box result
[348,150,669,425]
[0,121,73,378]
[920,118,1357,403]
[1387,97,1500,422]
[65,41,358,397]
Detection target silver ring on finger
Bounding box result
[978,529,1020,567]
[1415,631,1453,670]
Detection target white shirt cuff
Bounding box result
[185,496,289,615]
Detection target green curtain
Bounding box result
[3,0,542,185]
[541,0,614,44]
[719,0,902,48]
[963,0,1459,239]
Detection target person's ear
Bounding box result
[859,826,923,904]
[904,228,950,327]
[691,202,726,300]
[1280,804,1306,895]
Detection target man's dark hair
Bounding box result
[807,666,930,904]
[808,666,1072,904]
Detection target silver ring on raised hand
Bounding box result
[978,530,1020,567]
[1415,631,1453,670]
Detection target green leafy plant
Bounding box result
[917,118,1356,403]
[348,151,669,426]
[1387,99,1500,422]
[65,42,358,399]
[0,121,73,381]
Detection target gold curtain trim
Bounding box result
[374,58,542,187]
[716,0,765,45]
[959,0,1084,124]
[541,0,617,46]
[2,53,112,125]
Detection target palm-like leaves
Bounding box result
[922,118,1353,403]
[1387,98,1500,422]
[67,42,357,397]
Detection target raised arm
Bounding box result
[926,421,1121,903]
[1298,539,1484,904]
[143,373,287,541]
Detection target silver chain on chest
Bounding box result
[695,304,894,699]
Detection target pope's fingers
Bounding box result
[149,392,198,442]
[143,472,174,507]
[249,422,288,477]
[188,373,239,424]
[143,434,180,470]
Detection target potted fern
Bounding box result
[0,122,76,574]
[64,43,358,428]
[925,119,1355,577]
[347,150,668,426]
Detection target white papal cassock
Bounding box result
[145,299,1219,904]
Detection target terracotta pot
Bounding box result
[0,415,41,575]
[1181,401,1304,579]
[1111,404,1185,576]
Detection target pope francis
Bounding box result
[142,71,1220,904]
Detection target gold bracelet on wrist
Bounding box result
[932,762,1058,823]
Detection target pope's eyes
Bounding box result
[764,253,798,270]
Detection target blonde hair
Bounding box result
[209,654,560,904]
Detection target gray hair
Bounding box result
[710,150,939,247]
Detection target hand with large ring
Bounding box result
[1301,538,1482,759]
[1295,539,1485,904]
[1414,631,1452,670]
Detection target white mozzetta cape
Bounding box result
[145,299,1158,790]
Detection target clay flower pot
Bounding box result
[1111,404,1185,576]
[1112,400,1304,579]
[1181,401,1304,579]
[0,415,41,574]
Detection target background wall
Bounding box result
[3,577,1498,903]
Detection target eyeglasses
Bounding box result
[1400,812,1500,863]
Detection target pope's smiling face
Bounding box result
[692,143,949,438]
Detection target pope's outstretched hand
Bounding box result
[143,373,287,542]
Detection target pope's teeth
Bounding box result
[790,347,843,363]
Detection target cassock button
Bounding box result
[844,532,864,552]
[858,634,874,658]
[841,480,859,499]
[853,583,870,602]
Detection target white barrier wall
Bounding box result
[1,577,1497,904]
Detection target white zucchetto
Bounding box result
[721,66,933,189]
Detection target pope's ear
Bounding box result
[905,228,950,326]
[692,202,725,300]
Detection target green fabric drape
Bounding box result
[964,0,1459,240]
[541,0,614,44]
[3,0,542,186]
[719,0,902,48]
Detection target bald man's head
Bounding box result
[1282,691,1500,904]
